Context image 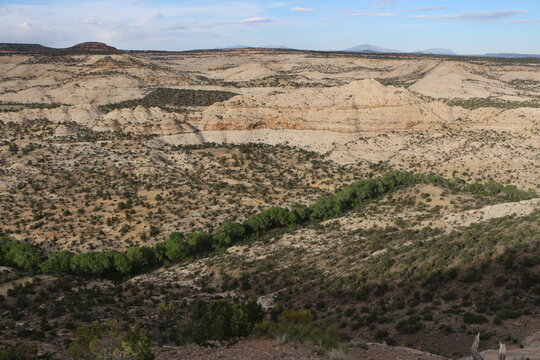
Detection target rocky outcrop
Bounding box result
[192,79,454,132]
[69,42,118,52]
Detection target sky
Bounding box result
[0,0,539,54]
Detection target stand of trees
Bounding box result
[1,171,536,278]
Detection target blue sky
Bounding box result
[0,0,539,53]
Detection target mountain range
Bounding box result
[344,43,540,58]
[1,41,539,58]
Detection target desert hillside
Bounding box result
[1,47,540,359]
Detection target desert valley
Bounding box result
[1,42,540,359]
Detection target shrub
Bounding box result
[244,207,297,233]
[99,88,238,112]
[255,310,342,353]
[211,222,246,250]
[69,252,112,276]
[126,246,156,272]
[154,232,188,262]
[190,298,264,344]
[495,308,521,320]
[0,343,37,360]
[0,237,41,271]
[67,319,153,360]
[463,312,488,324]
[39,250,74,273]
[280,309,311,324]
[396,316,423,334]
[186,232,212,254]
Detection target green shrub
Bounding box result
[39,250,73,273]
[190,298,264,344]
[69,252,112,276]
[395,316,423,334]
[154,232,188,262]
[99,88,238,112]
[496,308,521,320]
[0,343,37,360]
[67,319,153,360]
[255,310,342,353]
[280,309,312,324]
[126,246,156,271]
[463,312,488,324]
[244,207,297,233]
[0,237,42,271]
[211,222,246,250]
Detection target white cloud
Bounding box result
[409,10,527,21]
[0,0,283,49]
[344,8,526,22]
[290,7,316,12]
[239,17,280,24]
[344,10,395,17]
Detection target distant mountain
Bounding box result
[345,44,401,53]
[0,42,118,54]
[218,45,251,49]
[346,45,459,56]
[483,53,540,58]
[217,45,291,50]
[416,48,456,55]
[263,45,290,49]
[0,43,51,54]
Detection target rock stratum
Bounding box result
[2,50,539,189]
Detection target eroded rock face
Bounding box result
[193,79,453,132]
[2,51,540,190]
[0,78,462,134]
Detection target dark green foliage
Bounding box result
[463,312,489,324]
[244,207,297,233]
[4,171,537,280]
[255,309,342,352]
[0,237,41,271]
[190,298,264,344]
[39,250,73,273]
[99,88,238,112]
[460,267,483,283]
[496,308,522,320]
[126,246,156,272]
[291,204,311,222]
[211,222,246,250]
[67,319,153,360]
[463,180,536,202]
[39,249,130,277]
[154,232,188,262]
[0,343,38,360]
[0,102,62,113]
[186,232,212,254]
[447,97,540,110]
[395,316,424,334]
[106,250,132,276]
[69,252,113,276]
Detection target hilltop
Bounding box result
[68,42,118,52]
[0,41,118,54]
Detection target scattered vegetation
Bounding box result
[67,319,153,360]
[2,171,534,279]
[99,88,238,112]
[446,97,540,110]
